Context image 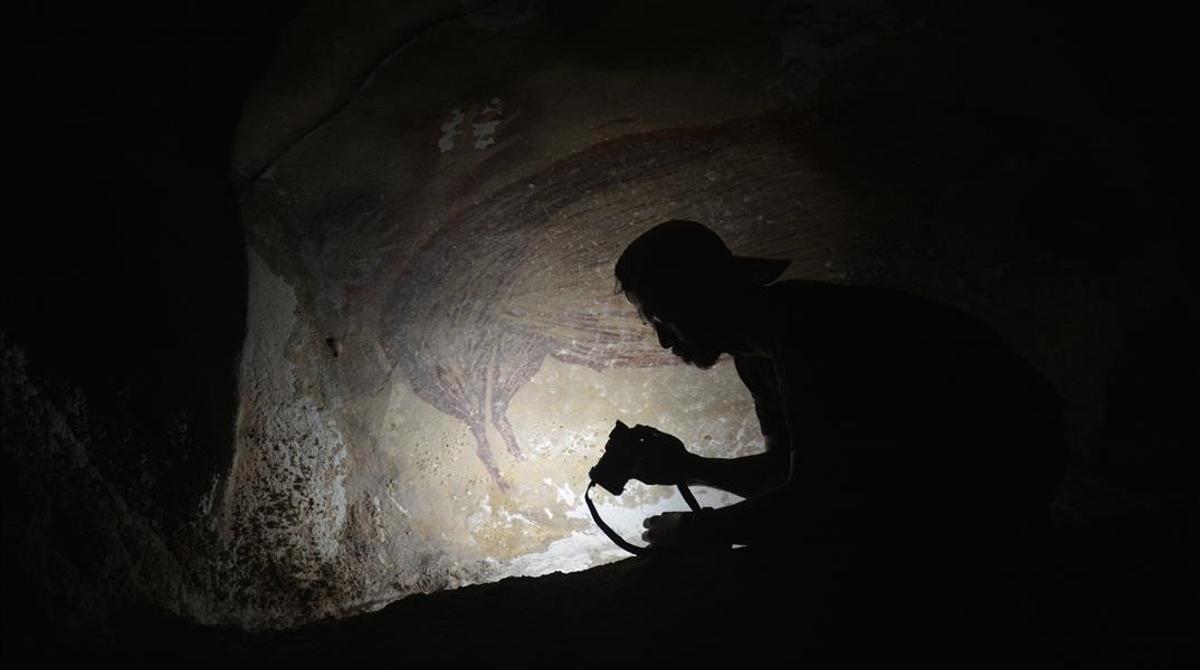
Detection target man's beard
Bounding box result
[674,346,721,369]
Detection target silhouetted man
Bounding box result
[615,220,1065,551]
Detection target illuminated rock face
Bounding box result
[211,0,1182,630]
[376,118,836,491]
[4,0,1190,649]
[224,2,883,626]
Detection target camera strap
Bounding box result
[584,481,703,556]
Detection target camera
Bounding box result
[585,420,711,555]
[589,420,640,495]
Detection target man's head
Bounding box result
[614,220,788,368]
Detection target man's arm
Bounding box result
[640,436,800,548]
[680,434,790,499]
[691,468,798,546]
[638,433,799,549]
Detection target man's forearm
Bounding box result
[682,451,788,499]
[698,483,797,546]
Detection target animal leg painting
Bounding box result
[489,332,550,462]
[381,118,819,493]
[467,420,509,492]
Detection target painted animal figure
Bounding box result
[381,117,840,489]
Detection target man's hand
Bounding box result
[628,424,691,486]
[641,511,691,549]
[641,510,727,551]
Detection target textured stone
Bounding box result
[222,0,1184,629]
[5,0,1192,648]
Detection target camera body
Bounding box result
[589,420,639,495]
[586,420,714,555]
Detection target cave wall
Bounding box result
[3,0,301,649]
[224,0,1192,629]
[3,0,1192,650]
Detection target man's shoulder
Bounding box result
[765,278,879,311]
[766,278,989,334]
[762,278,830,315]
[767,278,924,307]
[763,279,875,333]
[765,278,832,298]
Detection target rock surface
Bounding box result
[227,0,1195,628]
[4,0,1193,654]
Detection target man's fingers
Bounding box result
[641,513,686,547]
[642,521,661,547]
[642,514,664,545]
[642,527,667,545]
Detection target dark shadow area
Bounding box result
[3,0,302,656]
[1094,301,1199,508]
[3,0,1194,664]
[109,537,1196,664]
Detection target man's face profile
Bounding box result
[616,220,764,369]
[627,290,724,369]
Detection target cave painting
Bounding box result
[381,117,825,490]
